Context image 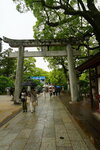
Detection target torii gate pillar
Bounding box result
[67,44,79,102]
[14,46,24,104]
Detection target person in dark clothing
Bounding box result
[57,86,61,95]
[9,87,15,101]
[9,87,14,96]
[48,86,53,98]
[55,86,61,96]
[20,88,27,112]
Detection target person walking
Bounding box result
[48,85,53,98]
[29,87,38,113]
[52,86,56,96]
[9,87,15,101]
[43,87,46,98]
[20,88,27,112]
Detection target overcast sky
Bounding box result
[0,0,50,72]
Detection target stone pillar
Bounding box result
[67,44,79,102]
[14,46,24,104]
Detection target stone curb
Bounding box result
[0,108,22,127]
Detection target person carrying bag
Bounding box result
[29,87,38,113]
[20,88,27,112]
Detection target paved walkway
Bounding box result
[0,93,97,150]
[60,93,100,150]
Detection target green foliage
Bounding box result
[44,56,68,81]
[23,57,49,81]
[48,69,67,86]
[79,72,89,81]
[0,49,16,78]
[13,0,100,45]
[79,80,89,96]
[23,57,36,80]
[12,0,100,97]
[0,76,14,94]
[79,72,89,96]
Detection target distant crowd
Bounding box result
[42,84,64,98]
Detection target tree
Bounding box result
[23,57,49,80]
[79,71,90,97]
[13,0,100,48]
[0,76,14,94]
[12,0,100,99]
[23,57,36,80]
[45,56,68,80]
[48,68,67,87]
[0,49,16,77]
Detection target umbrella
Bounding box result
[22,81,37,87]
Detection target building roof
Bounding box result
[76,52,100,72]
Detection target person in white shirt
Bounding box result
[20,88,27,112]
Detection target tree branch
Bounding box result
[44,7,49,23]
[41,0,62,10]
[77,44,100,50]
[87,0,99,11]
[77,0,86,11]
[46,15,82,27]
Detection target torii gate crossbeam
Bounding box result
[9,50,80,58]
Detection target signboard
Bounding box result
[30,76,45,80]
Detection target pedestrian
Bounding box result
[29,87,38,113]
[5,87,10,95]
[55,86,58,96]
[43,87,46,98]
[48,86,53,98]
[9,87,15,101]
[53,86,56,96]
[57,86,61,95]
[20,88,27,112]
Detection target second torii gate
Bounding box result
[3,37,80,103]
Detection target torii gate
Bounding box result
[3,36,80,104]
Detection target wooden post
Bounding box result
[97,66,100,111]
[14,46,24,104]
[67,44,79,102]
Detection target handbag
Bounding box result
[33,101,38,106]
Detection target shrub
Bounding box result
[0,76,14,94]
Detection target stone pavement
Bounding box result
[0,93,97,150]
[60,93,100,150]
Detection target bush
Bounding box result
[79,80,89,97]
[0,76,14,94]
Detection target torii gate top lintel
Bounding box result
[3,36,80,48]
[3,36,80,57]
